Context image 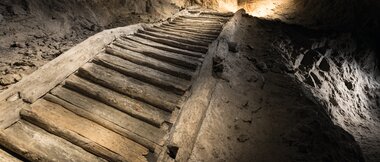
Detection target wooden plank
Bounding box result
[169,21,222,29]
[0,24,144,103]
[179,16,230,21]
[155,26,218,39]
[138,29,210,47]
[78,62,180,112]
[93,54,191,95]
[106,45,193,80]
[145,27,215,43]
[0,99,27,129]
[174,18,224,25]
[47,88,165,150]
[114,39,201,70]
[0,120,106,162]
[0,148,21,162]
[22,99,149,162]
[161,24,221,35]
[134,32,209,53]
[121,35,205,58]
[198,11,234,17]
[160,25,220,36]
[64,75,168,127]
[168,22,223,31]
[167,40,222,162]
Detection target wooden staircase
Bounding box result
[0,9,232,162]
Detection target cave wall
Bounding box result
[199,0,380,41]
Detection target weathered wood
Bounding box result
[179,15,230,22]
[161,24,221,35]
[174,18,224,25]
[78,62,180,112]
[0,99,27,129]
[106,45,193,80]
[199,11,234,17]
[22,99,149,162]
[0,148,21,162]
[145,27,215,43]
[0,24,144,103]
[0,120,106,162]
[160,25,220,36]
[114,39,201,70]
[169,21,222,29]
[168,22,223,30]
[64,75,168,127]
[138,29,210,47]
[47,89,164,150]
[167,40,222,162]
[134,32,209,53]
[155,26,218,39]
[93,54,191,95]
[121,35,204,58]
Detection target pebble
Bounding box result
[0,74,22,86]
[256,62,268,72]
[237,134,249,142]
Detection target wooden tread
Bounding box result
[48,88,165,150]
[22,99,149,162]
[121,35,205,58]
[105,45,194,80]
[0,120,106,162]
[78,62,180,112]
[114,38,201,70]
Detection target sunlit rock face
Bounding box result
[199,0,380,38]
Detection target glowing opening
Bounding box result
[216,0,285,18]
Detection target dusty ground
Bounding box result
[189,10,379,162]
[0,0,185,91]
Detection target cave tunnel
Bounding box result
[0,0,380,161]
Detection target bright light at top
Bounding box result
[216,0,286,19]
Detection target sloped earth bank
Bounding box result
[190,10,379,162]
[0,0,187,91]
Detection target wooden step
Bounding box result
[169,21,222,28]
[162,23,222,34]
[134,32,209,53]
[160,24,220,35]
[173,18,224,25]
[114,38,201,70]
[64,75,169,127]
[106,45,193,80]
[145,27,215,43]
[179,15,230,22]
[138,29,211,47]
[121,35,205,58]
[0,120,106,162]
[167,22,223,30]
[48,88,165,151]
[155,26,218,39]
[175,18,225,25]
[21,99,149,162]
[186,10,234,17]
[199,11,234,17]
[78,62,180,112]
[0,148,21,162]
